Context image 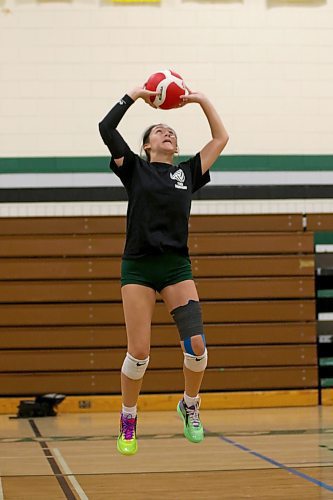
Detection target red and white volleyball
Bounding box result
[144,69,188,110]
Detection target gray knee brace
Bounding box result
[171,300,208,371]
[171,300,204,342]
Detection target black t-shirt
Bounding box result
[110,149,210,258]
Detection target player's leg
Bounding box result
[160,279,207,443]
[118,283,156,455]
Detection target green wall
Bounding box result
[0,155,332,174]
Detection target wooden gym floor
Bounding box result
[0,406,333,499]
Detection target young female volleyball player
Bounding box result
[99,84,229,456]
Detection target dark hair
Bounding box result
[141,124,159,162]
[141,124,177,162]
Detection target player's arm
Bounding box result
[99,87,158,168]
[98,94,134,168]
[181,91,229,175]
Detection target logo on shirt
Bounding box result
[170,169,187,190]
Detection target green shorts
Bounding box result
[121,253,193,293]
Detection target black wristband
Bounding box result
[120,94,135,107]
[113,94,135,125]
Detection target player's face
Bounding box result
[147,125,178,154]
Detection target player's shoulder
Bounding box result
[177,153,200,170]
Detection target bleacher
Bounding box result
[0,213,326,403]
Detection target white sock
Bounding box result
[184,393,200,408]
[122,404,137,418]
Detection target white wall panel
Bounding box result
[0,0,332,156]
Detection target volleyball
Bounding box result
[144,69,188,110]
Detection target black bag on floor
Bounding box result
[17,394,66,418]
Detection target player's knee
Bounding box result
[183,334,208,373]
[129,347,150,360]
[171,299,207,371]
[184,348,208,372]
[121,352,149,380]
[189,334,206,356]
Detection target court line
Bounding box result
[1,427,333,444]
[0,475,4,500]
[52,449,89,500]
[217,433,333,493]
[28,420,76,500]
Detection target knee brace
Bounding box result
[121,352,149,380]
[184,348,208,372]
[171,300,208,372]
[171,300,204,341]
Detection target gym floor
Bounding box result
[0,406,333,499]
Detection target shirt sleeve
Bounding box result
[98,94,136,185]
[180,153,210,193]
[109,149,136,185]
[99,94,134,141]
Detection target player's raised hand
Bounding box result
[128,86,159,108]
[180,87,207,106]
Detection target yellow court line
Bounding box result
[321,388,333,405]
[0,390,320,415]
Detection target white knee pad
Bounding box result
[121,352,149,380]
[184,348,208,372]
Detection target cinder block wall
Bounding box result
[0,0,332,157]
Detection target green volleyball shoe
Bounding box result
[117,413,138,456]
[177,398,204,443]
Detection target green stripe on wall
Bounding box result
[319,358,333,367]
[317,290,333,298]
[0,157,109,174]
[213,155,333,171]
[321,378,333,388]
[0,155,333,174]
[315,232,333,244]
